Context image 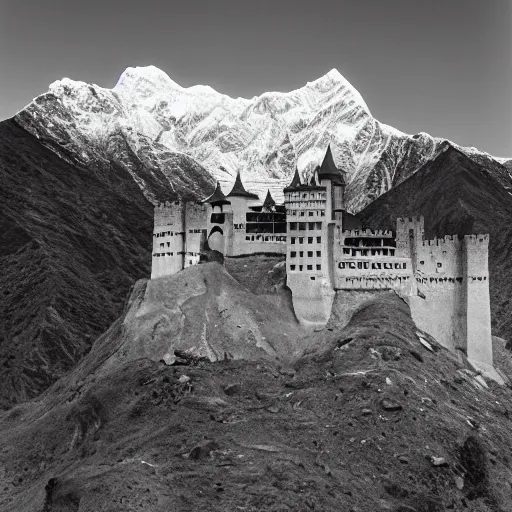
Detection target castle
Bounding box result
[151,145,497,380]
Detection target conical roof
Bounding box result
[227,170,259,199]
[262,189,276,210]
[203,181,231,205]
[318,144,346,185]
[286,167,302,189]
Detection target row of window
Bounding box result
[286,192,326,200]
[287,210,326,218]
[290,236,322,244]
[343,248,396,257]
[188,229,203,234]
[338,261,407,270]
[289,222,323,231]
[289,264,322,271]
[245,235,287,242]
[155,231,173,237]
[153,251,200,258]
[290,251,321,258]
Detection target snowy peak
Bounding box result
[15,65,508,210]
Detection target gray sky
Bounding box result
[1,0,510,156]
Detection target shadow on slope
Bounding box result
[359,145,512,343]
[2,292,512,511]
[0,118,212,408]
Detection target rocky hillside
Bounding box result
[359,145,512,343]
[0,119,213,408]
[2,282,512,511]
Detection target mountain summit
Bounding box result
[17,64,506,210]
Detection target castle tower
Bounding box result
[463,234,493,371]
[151,200,185,279]
[396,216,425,272]
[224,171,259,256]
[317,144,347,269]
[283,145,346,326]
[203,181,232,254]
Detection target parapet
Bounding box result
[421,235,461,247]
[464,234,489,244]
[396,216,424,225]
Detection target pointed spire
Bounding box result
[318,144,346,185]
[288,167,302,188]
[203,181,231,205]
[262,189,276,211]
[227,170,259,199]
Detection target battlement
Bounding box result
[464,234,489,244]
[396,216,424,225]
[421,235,461,247]
[342,229,393,237]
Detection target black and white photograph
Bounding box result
[1,1,511,510]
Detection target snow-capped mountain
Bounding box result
[14,65,510,210]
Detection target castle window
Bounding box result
[308,237,313,244]
[308,211,314,217]
[384,263,392,269]
[390,250,395,256]
[394,263,400,269]
[300,211,305,217]
[403,263,407,269]
[310,276,316,281]
[299,265,303,271]
[357,262,363,269]
[316,222,322,230]
[303,193,307,198]
[290,222,297,230]
[316,251,321,257]
[317,237,321,243]
[290,265,296,271]
[299,223,306,230]
[299,237,304,244]
[372,262,382,270]
[339,262,346,269]
[299,251,304,257]
[316,264,321,270]
[420,261,424,265]
[308,251,313,257]
[167,242,170,247]
[291,237,296,244]
[290,251,297,258]
[437,262,442,268]
[160,243,164,249]
[307,265,313,271]
[343,248,350,255]
[364,262,369,269]
[321,211,325,217]
[246,236,250,241]
[308,223,315,230]
[349,262,356,269]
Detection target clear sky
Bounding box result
[1,0,510,156]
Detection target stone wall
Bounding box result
[464,234,492,369]
[151,202,185,279]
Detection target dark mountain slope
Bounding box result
[359,145,512,341]
[0,119,212,408]
[2,290,512,511]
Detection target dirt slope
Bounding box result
[1,289,512,511]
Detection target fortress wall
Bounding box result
[416,236,463,276]
[230,232,287,256]
[154,201,184,228]
[408,279,465,352]
[463,235,493,368]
